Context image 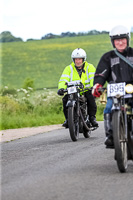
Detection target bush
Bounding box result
[0,31,23,42]
[96,99,105,121]
[0,87,105,130]
[22,78,34,90]
[1,86,17,96]
[0,96,20,113]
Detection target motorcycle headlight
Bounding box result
[125,84,133,94]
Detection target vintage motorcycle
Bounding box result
[63,80,98,142]
[106,82,133,173]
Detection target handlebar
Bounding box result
[98,87,107,92]
[62,87,92,94]
[63,89,67,94]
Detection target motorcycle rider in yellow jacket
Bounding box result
[57,48,98,128]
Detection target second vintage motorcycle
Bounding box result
[63,80,98,142]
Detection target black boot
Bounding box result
[105,134,114,148]
[62,96,68,128]
[104,113,114,148]
[89,116,98,127]
[62,120,68,128]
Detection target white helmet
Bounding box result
[71,48,87,62]
[109,25,130,48]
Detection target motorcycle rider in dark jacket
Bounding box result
[92,25,133,148]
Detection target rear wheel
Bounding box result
[83,129,91,138]
[68,106,79,141]
[112,110,128,173]
[83,120,91,138]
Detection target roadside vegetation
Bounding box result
[0,85,105,130]
[0,86,64,130]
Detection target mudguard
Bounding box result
[66,100,76,107]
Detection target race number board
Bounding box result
[67,86,77,94]
[107,82,125,97]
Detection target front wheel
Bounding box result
[68,106,79,141]
[127,116,133,160]
[112,110,128,173]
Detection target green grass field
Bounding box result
[0,34,116,89]
[1,33,133,89]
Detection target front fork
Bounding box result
[66,95,80,123]
[112,97,128,141]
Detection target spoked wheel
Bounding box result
[112,110,128,173]
[127,117,133,160]
[82,119,91,138]
[79,109,91,138]
[68,106,79,141]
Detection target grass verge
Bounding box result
[0,89,105,130]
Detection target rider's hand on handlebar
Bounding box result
[57,88,64,96]
[92,83,102,97]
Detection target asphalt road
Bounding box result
[1,122,133,200]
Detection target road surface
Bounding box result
[1,122,133,200]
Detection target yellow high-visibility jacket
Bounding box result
[58,61,96,89]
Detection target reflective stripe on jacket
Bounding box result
[58,61,96,89]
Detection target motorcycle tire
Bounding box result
[68,106,79,142]
[127,117,133,160]
[83,127,91,138]
[112,110,128,173]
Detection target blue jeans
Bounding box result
[104,97,113,114]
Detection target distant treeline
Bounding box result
[0,30,109,43]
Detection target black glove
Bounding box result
[57,88,64,96]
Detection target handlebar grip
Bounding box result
[98,88,107,92]
[63,89,67,93]
[81,87,92,92]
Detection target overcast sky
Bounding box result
[1,0,133,41]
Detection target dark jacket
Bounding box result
[94,47,133,86]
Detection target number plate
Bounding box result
[67,86,77,94]
[107,82,125,97]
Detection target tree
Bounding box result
[88,30,100,35]
[61,32,76,37]
[0,31,23,43]
[41,33,57,39]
